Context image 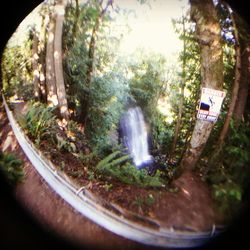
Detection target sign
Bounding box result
[197,88,226,122]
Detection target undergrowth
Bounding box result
[203,120,250,218]
[18,102,57,145]
[96,150,165,188]
[0,151,24,185]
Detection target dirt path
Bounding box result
[0,101,224,249]
[0,102,160,250]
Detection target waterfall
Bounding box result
[119,107,154,169]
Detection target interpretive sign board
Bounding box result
[197,88,226,122]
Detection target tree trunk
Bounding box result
[86,0,113,87]
[46,13,58,106]
[85,17,100,88]
[180,0,224,170]
[72,0,80,40]
[38,13,48,103]
[217,11,241,149]
[81,0,113,123]
[169,16,186,160]
[233,44,250,125]
[54,0,70,120]
[32,29,41,100]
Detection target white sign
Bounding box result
[197,88,226,122]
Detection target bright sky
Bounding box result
[114,0,189,59]
[9,0,189,61]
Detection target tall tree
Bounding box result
[233,14,250,126]
[46,11,58,106]
[32,28,41,100]
[54,0,70,119]
[81,0,113,123]
[38,7,48,102]
[32,7,49,103]
[180,0,224,170]
[217,7,241,150]
[234,44,250,124]
[72,0,80,40]
[170,15,187,160]
[86,0,113,88]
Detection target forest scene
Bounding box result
[1,0,250,241]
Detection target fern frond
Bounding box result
[107,154,131,168]
[96,150,121,169]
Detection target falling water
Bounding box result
[119,107,154,169]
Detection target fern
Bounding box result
[96,150,123,169]
[96,151,165,188]
[20,102,57,144]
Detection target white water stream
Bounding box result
[120,107,153,169]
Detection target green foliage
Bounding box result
[224,121,250,189]
[87,73,129,152]
[203,120,250,215]
[205,120,250,187]
[56,134,77,153]
[128,52,174,154]
[96,150,165,188]
[151,112,174,154]
[64,2,128,154]
[78,151,98,166]
[87,170,95,181]
[60,161,65,171]
[19,102,57,145]
[0,151,24,185]
[212,181,242,215]
[1,39,33,100]
[63,17,89,115]
[171,13,201,156]
[96,150,130,170]
[145,193,155,206]
[133,193,155,209]
[129,52,168,117]
[103,182,113,192]
[213,182,242,202]
[133,196,144,209]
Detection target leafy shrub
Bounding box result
[203,120,250,216]
[224,121,250,190]
[56,134,77,153]
[87,73,129,152]
[151,112,174,153]
[78,151,98,166]
[96,150,165,188]
[145,193,155,206]
[212,181,242,216]
[213,182,242,202]
[19,102,57,145]
[2,37,33,100]
[0,151,24,185]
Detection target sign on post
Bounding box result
[197,88,226,122]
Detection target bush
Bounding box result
[212,181,242,216]
[96,150,165,188]
[19,102,57,145]
[1,39,33,100]
[151,112,174,154]
[224,121,250,190]
[129,53,167,119]
[0,151,24,185]
[86,73,129,153]
[203,120,250,216]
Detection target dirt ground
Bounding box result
[1,102,163,250]
[0,101,225,249]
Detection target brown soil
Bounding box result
[0,101,226,249]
